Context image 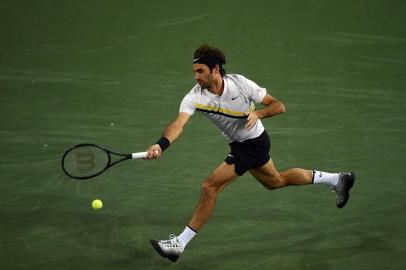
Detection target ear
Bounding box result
[213,65,220,74]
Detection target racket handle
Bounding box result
[131,152,148,159]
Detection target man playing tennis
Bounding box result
[146,44,355,262]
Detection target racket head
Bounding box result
[61,143,111,180]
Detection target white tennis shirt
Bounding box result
[179,74,267,143]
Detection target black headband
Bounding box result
[193,57,224,69]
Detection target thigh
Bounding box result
[249,159,281,187]
[205,162,239,192]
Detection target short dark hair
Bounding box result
[193,44,226,76]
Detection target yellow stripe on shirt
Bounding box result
[194,103,248,117]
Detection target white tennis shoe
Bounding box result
[150,234,184,262]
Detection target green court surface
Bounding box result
[1,1,406,269]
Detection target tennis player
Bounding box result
[146,44,355,262]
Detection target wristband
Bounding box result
[156,137,170,152]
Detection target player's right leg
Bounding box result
[187,161,238,230]
[150,161,238,262]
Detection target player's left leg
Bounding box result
[249,160,355,208]
[249,159,313,190]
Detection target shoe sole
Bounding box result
[337,172,355,208]
[150,240,179,262]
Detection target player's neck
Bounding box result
[208,77,224,96]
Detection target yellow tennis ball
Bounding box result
[92,199,103,210]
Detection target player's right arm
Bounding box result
[146,112,191,159]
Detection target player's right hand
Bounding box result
[145,144,162,160]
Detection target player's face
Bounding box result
[192,63,214,89]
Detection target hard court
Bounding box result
[1,1,405,269]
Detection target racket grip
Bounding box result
[131,152,148,159]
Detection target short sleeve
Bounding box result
[241,76,267,103]
[179,92,196,115]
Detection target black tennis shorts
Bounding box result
[225,130,271,176]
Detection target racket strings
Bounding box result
[63,146,109,178]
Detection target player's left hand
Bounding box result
[245,111,259,130]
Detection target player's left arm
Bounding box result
[245,94,286,130]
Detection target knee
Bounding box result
[201,181,219,198]
[263,175,286,190]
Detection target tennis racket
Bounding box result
[61,143,148,180]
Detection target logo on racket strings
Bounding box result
[75,151,96,173]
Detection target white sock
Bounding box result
[178,226,197,248]
[313,170,339,187]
